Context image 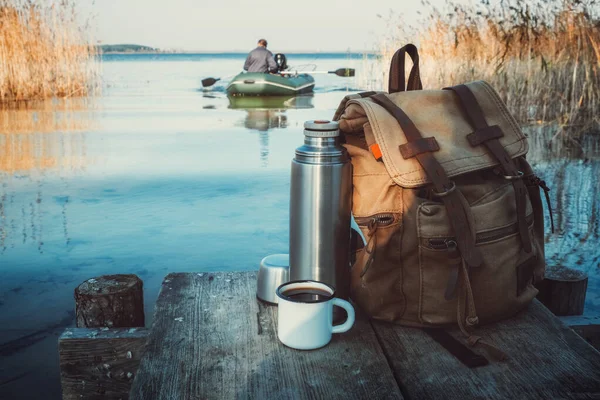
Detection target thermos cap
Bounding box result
[257,254,290,304]
[304,120,340,137]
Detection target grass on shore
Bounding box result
[0,0,99,106]
[374,0,600,135]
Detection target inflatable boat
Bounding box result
[226,72,315,96]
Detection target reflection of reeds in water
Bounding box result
[373,0,600,136]
[0,100,92,173]
[0,98,94,134]
[0,99,89,253]
[527,125,600,163]
[537,159,600,277]
[0,131,88,173]
[0,0,99,104]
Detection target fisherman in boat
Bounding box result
[243,39,278,74]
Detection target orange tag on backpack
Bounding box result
[370,143,383,161]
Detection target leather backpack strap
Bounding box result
[444,85,532,253]
[371,93,483,269]
[388,44,423,93]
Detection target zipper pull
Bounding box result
[443,240,461,301]
[532,175,555,233]
[367,218,379,236]
[361,218,379,278]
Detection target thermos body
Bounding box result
[289,120,352,300]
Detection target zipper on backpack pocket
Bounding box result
[354,213,398,277]
[354,213,396,229]
[425,213,534,249]
[428,238,458,250]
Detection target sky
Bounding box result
[78,0,448,53]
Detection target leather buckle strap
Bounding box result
[432,181,456,197]
[371,93,483,268]
[467,125,504,146]
[502,171,524,180]
[358,91,377,98]
[399,137,440,159]
[445,84,533,253]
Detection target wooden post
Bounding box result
[537,265,588,316]
[59,328,148,400]
[61,274,147,400]
[75,274,145,328]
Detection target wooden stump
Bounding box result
[75,274,145,328]
[537,265,588,316]
[62,275,147,399]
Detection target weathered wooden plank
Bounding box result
[130,272,403,400]
[560,315,600,351]
[60,327,148,400]
[373,300,600,399]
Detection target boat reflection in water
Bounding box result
[228,95,314,166]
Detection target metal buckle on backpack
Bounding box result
[432,181,456,197]
[502,171,524,180]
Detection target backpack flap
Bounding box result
[338,80,528,189]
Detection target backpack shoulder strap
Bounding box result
[389,44,423,93]
[444,84,532,253]
[370,93,483,269]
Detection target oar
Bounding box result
[280,68,355,77]
[201,77,221,88]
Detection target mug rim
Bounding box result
[276,280,336,304]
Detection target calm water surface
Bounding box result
[0,53,598,399]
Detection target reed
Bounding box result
[374,0,600,135]
[0,0,99,105]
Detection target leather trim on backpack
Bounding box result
[444,84,533,254]
[370,93,483,269]
[341,81,528,188]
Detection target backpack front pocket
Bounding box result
[352,212,404,320]
[417,183,538,325]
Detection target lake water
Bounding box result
[0,53,598,399]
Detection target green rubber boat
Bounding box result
[226,72,315,96]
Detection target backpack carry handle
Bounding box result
[389,44,423,93]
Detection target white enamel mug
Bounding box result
[276,280,355,350]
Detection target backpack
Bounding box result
[334,44,552,354]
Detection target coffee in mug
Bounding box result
[276,280,355,350]
[281,287,332,302]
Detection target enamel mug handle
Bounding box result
[331,298,355,334]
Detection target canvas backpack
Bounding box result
[333,44,552,355]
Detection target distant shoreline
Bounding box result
[97,44,376,56]
[99,51,378,56]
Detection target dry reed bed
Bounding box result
[375,0,600,135]
[0,0,99,105]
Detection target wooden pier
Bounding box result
[123,271,600,399]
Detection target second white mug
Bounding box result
[276,280,355,350]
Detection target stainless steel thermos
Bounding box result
[289,120,352,301]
